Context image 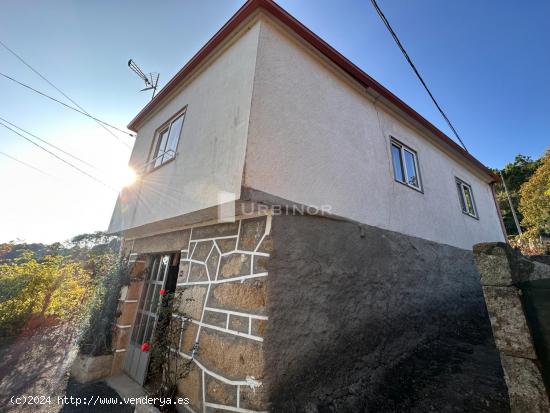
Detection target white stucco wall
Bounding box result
[243,18,504,250]
[108,21,261,233]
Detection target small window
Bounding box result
[456,178,478,218]
[390,139,421,190]
[150,110,186,170]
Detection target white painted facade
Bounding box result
[108,20,261,233]
[109,14,505,250]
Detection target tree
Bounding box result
[493,154,542,235]
[519,150,550,240]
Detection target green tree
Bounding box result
[519,150,550,240]
[493,154,542,235]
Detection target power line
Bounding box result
[0,120,116,191]
[0,150,54,178]
[369,0,468,152]
[0,39,134,148]
[0,116,99,171]
[0,72,135,140]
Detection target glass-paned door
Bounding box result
[124,254,171,384]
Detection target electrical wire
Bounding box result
[0,120,116,191]
[0,39,134,147]
[0,72,134,140]
[0,116,99,170]
[369,0,468,152]
[0,150,54,178]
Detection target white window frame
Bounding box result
[147,107,187,171]
[390,139,422,191]
[456,178,478,219]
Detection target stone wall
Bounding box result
[264,214,509,412]
[473,243,550,413]
[111,253,148,375]
[173,216,272,412]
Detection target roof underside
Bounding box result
[127,0,498,182]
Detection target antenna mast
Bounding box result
[127,59,159,100]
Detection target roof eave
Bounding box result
[127,0,498,183]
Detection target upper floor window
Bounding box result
[390,139,421,190]
[150,109,186,170]
[456,178,478,218]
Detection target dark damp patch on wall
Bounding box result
[264,215,509,413]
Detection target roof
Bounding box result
[127,0,498,182]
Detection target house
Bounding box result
[107,0,509,411]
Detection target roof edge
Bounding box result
[127,0,498,182]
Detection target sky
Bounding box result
[1,0,548,243]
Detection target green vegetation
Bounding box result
[493,149,550,253]
[148,289,192,412]
[0,232,123,349]
[519,150,550,242]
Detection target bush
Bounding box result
[78,254,129,356]
[0,252,92,340]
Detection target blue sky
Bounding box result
[1,0,548,243]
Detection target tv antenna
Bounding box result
[127,59,159,100]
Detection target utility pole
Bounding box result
[499,170,522,235]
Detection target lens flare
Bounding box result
[112,166,137,190]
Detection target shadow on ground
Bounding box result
[0,322,132,412]
[58,379,133,413]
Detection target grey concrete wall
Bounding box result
[264,214,509,412]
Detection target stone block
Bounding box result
[238,217,266,251]
[191,241,213,262]
[192,222,239,240]
[177,262,190,283]
[239,382,268,411]
[177,363,201,411]
[501,356,550,413]
[181,321,198,354]
[210,280,266,313]
[197,330,264,379]
[473,242,514,286]
[482,286,536,358]
[256,235,273,254]
[219,253,251,278]
[203,310,228,328]
[118,301,138,325]
[250,319,266,337]
[126,280,143,301]
[188,262,208,282]
[113,326,131,349]
[229,315,249,334]
[131,230,190,255]
[71,354,114,383]
[111,351,125,375]
[253,255,269,274]
[216,238,237,254]
[129,259,147,279]
[169,316,184,349]
[177,286,207,320]
[205,375,237,405]
[530,261,550,281]
[206,248,220,278]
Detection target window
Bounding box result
[456,178,478,218]
[150,110,186,170]
[390,139,421,190]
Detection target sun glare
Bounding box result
[113,166,137,190]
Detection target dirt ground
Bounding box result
[0,321,132,412]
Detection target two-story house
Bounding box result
[107,1,509,411]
